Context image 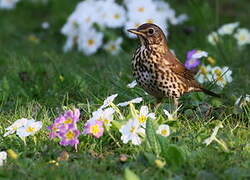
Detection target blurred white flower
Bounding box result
[126,0,156,19]
[156,124,170,137]
[170,14,188,25]
[0,0,19,10]
[163,106,181,121]
[191,50,208,59]
[16,119,42,138]
[233,28,250,47]
[217,22,239,35]
[127,80,137,88]
[91,107,115,127]
[4,118,28,137]
[119,118,145,145]
[77,28,103,56]
[0,151,7,166]
[196,65,213,84]
[41,22,50,29]
[235,94,250,108]
[117,97,143,107]
[104,37,123,55]
[136,105,155,127]
[203,123,223,146]
[207,32,220,45]
[211,66,232,88]
[100,94,118,109]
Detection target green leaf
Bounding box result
[162,145,185,168]
[146,118,161,156]
[124,168,140,180]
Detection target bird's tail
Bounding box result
[200,88,221,98]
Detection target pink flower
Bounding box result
[48,109,80,139]
[83,119,104,138]
[59,128,80,147]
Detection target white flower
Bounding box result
[77,27,103,56]
[0,151,7,166]
[217,22,239,35]
[203,123,223,146]
[100,94,118,109]
[41,22,50,29]
[103,37,123,55]
[192,50,208,59]
[127,80,137,88]
[91,107,115,127]
[163,106,181,121]
[235,94,250,108]
[119,118,145,145]
[16,119,42,138]
[211,66,232,88]
[117,97,143,107]
[136,105,155,127]
[0,0,19,10]
[196,65,213,84]
[170,14,188,25]
[156,124,170,137]
[4,118,28,137]
[207,32,220,45]
[101,1,126,28]
[233,28,250,47]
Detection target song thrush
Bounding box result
[128,23,220,108]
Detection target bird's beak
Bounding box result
[127,29,144,36]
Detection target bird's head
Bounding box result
[127,23,167,46]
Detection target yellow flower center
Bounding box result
[85,17,91,22]
[65,131,74,140]
[26,126,35,133]
[130,126,136,133]
[137,7,145,12]
[214,69,224,82]
[161,129,168,136]
[200,66,208,75]
[138,115,147,123]
[239,35,246,41]
[64,118,73,124]
[110,45,117,51]
[87,39,95,46]
[90,125,100,135]
[113,13,120,19]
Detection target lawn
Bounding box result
[0,0,250,179]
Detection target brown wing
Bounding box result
[164,50,201,88]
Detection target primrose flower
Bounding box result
[184,50,201,70]
[117,97,143,107]
[100,94,118,109]
[211,66,232,88]
[103,37,123,55]
[48,108,80,138]
[4,118,28,137]
[207,32,220,45]
[196,65,213,84]
[119,118,145,145]
[127,80,137,88]
[136,106,155,127]
[235,94,250,108]
[203,123,223,146]
[0,151,7,166]
[163,106,180,121]
[233,28,250,47]
[59,128,80,147]
[16,119,42,138]
[91,107,115,127]
[191,50,208,59]
[156,124,170,137]
[217,22,239,35]
[83,119,104,138]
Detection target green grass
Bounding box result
[0,0,250,179]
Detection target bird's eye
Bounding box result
[148,28,154,34]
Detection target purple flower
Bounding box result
[48,109,80,139]
[83,119,104,138]
[59,128,80,147]
[184,50,200,70]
